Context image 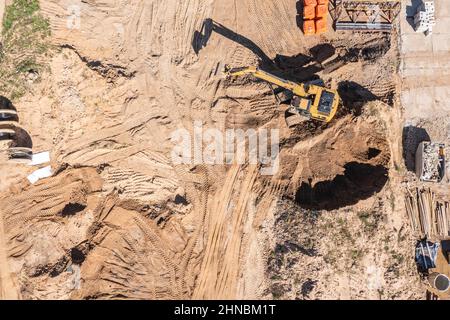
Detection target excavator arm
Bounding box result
[224,66,308,96]
[224,65,340,124]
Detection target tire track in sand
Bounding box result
[215,164,258,299]
[193,164,258,299]
[193,164,240,298]
[0,209,20,299]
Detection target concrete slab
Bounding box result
[435,0,450,16]
[401,33,433,53]
[401,0,450,120]
[402,86,450,117]
[433,17,450,33]
[433,35,450,51]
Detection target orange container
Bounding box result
[304,0,317,6]
[317,0,329,5]
[316,4,328,18]
[315,17,328,34]
[303,20,316,35]
[303,5,316,20]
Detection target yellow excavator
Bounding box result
[224,66,341,127]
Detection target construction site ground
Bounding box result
[0,0,448,300]
[401,0,450,300]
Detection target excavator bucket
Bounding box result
[285,111,310,128]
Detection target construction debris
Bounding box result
[415,142,445,183]
[405,188,450,238]
[414,0,436,36]
[329,0,401,32]
[27,165,53,184]
[29,151,50,166]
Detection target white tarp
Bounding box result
[29,151,50,166]
[27,166,52,184]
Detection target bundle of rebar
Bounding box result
[405,188,450,238]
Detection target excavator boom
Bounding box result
[225,66,305,95]
[224,65,340,123]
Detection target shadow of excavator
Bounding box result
[193,18,273,65]
[193,18,333,83]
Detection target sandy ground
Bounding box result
[0,1,5,34]
[0,0,435,300]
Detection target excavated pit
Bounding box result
[295,162,389,211]
[290,114,391,211]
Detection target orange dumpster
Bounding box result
[315,17,328,34]
[303,0,317,6]
[316,4,328,18]
[303,5,316,20]
[303,20,316,35]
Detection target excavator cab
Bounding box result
[317,90,336,115]
[309,89,338,122]
[283,86,339,126]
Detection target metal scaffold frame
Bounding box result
[329,0,401,32]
